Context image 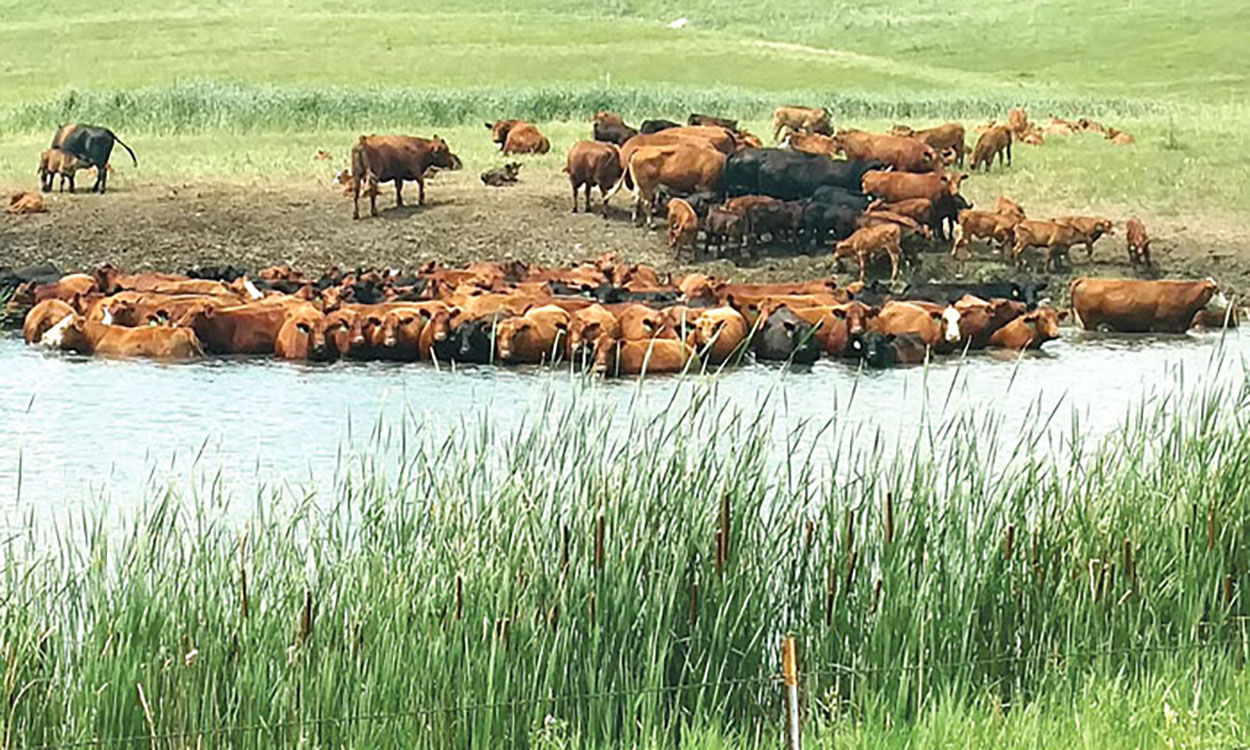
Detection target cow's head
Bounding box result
[429,136,463,171]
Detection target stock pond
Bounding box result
[1,329,1246,536]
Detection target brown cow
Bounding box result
[1125,217,1151,266]
[350,135,463,219]
[1070,278,1222,333]
[1007,108,1029,135]
[567,304,621,362]
[1054,216,1114,258]
[988,306,1064,350]
[1012,220,1085,271]
[176,302,296,354]
[949,295,1025,348]
[55,316,203,358]
[1044,117,1077,136]
[993,196,1026,219]
[6,192,45,215]
[275,307,332,360]
[564,141,623,215]
[834,224,903,282]
[760,303,853,357]
[782,132,838,157]
[951,209,1021,258]
[626,143,725,227]
[969,126,1012,171]
[1107,129,1134,145]
[23,299,76,345]
[494,305,571,363]
[870,301,962,350]
[861,171,965,203]
[665,198,699,258]
[38,149,85,193]
[1190,308,1239,330]
[772,106,833,140]
[834,131,938,172]
[486,120,551,155]
[890,123,967,166]
[593,336,698,376]
[690,306,749,364]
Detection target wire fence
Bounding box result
[22,632,1247,750]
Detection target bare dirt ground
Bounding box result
[3,172,1247,304]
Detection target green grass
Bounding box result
[3,373,1248,748]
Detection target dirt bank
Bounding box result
[3,171,1246,303]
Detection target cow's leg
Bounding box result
[67,173,75,193]
[417,178,425,206]
[599,187,611,218]
[1007,141,1013,166]
[394,179,404,208]
[1085,241,1095,260]
[1012,241,1026,269]
[571,182,580,213]
[353,182,361,220]
[585,184,593,214]
[857,251,867,282]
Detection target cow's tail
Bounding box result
[111,132,138,167]
[1067,277,1085,329]
[604,151,634,201]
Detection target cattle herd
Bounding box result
[2,109,1234,375]
[1,253,1233,373]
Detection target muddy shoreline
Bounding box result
[3,174,1245,304]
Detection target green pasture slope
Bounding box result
[1,0,1249,214]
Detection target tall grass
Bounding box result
[1,373,1248,749]
[0,81,1180,136]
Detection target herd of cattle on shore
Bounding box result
[1,256,1233,372]
[2,110,1235,374]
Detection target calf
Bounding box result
[890,122,967,166]
[951,209,1021,258]
[565,141,623,215]
[782,132,838,156]
[704,206,746,257]
[275,307,332,360]
[969,126,1012,171]
[480,162,522,187]
[833,224,902,282]
[1126,217,1151,266]
[593,336,698,376]
[691,306,749,364]
[772,106,833,140]
[1012,220,1084,272]
[6,192,46,215]
[38,149,85,193]
[1054,216,1114,259]
[665,198,699,258]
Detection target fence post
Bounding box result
[782,635,801,750]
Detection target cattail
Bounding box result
[871,579,882,614]
[297,590,314,645]
[1207,502,1216,551]
[560,523,570,583]
[588,592,596,628]
[884,492,894,546]
[825,563,836,626]
[455,575,463,621]
[1123,539,1135,586]
[594,514,605,572]
[1183,524,1191,552]
[844,507,855,553]
[1224,575,1234,606]
[238,566,249,623]
[719,491,731,565]
[1003,524,1015,561]
[548,604,559,631]
[805,520,814,550]
[845,549,857,592]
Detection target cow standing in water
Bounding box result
[50,124,137,193]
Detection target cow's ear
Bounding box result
[418,308,432,319]
[554,321,568,332]
[929,310,942,320]
[69,292,83,311]
[831,308,847,319]
[1058,310,1070,322]
[484,123,493,129]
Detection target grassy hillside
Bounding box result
[1,0,1245,113]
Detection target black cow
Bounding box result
[930,192,972,241]
[800,200,860,246]
[51,124,137,193]
[900,280,1048,309]
[753,306,820,363]
[591,284,681,306]
[849,331,928,367]
[688,113,739,131]
[810,185,871,212]
[435,314,509,364]
[0,262,62,288]
[725,149,881,200]
[593,121,639,145]
[640,119,681,134]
